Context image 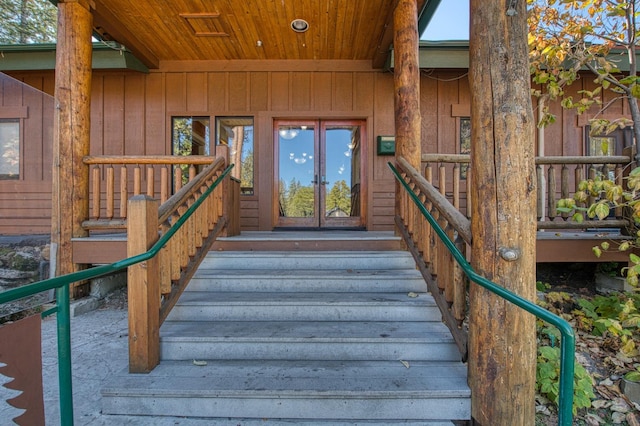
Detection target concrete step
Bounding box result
[199,251,417,271]
[166,291,441,322]
[101,360,470,421]
[159,320,460,362]
[186,269,427,293]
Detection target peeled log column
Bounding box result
[469,0,537,424]
[51,0,93,285]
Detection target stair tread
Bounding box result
[174,291,436,306]
[103,360,470,397]
[161,320,453,342]
[192,269,424,277]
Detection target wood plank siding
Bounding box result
[2,65,631,235]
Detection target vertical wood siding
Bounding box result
[2,66,630,235]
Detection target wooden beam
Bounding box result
[92,1,160,69]
[468,0,537,424]
[51,0,93,290]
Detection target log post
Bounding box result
[469,0,537,424]
[127,195,160,373]
[51,0,93,295]
[393,0,421,242]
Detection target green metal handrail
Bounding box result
[389,162,575,426]
[0,163,234,426]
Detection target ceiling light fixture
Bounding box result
[290,19,309,33]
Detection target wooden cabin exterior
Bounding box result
[1,47,635,237]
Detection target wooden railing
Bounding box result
[395,157,470,357]
[83,155,216,230]
[126,156,239,372]
[422,150,635,230]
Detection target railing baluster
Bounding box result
[92,165,100,220]
[547,165,557,220]
[174,167,183,193]
[134,165,142,195]
[438,163,446,197]
[453,163,460,209]
[106,165,115,220]
[561,164,569,219]
[536,164,544,221]
[160,166,169,204]
[120,166,128,219]
[146,165,155,197]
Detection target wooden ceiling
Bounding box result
[91,0,428,69]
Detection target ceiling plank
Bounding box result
[93,1,159,69]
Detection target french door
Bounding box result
[275,119,365,228]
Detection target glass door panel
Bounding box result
[276,122,318,227]
[275,120,364,228]
[321,123,362,228]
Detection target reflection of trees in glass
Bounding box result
[241,149,253,193]
[216,119,254,195]
[460,118,471,179]
[326,179,351,216]
[0,121,19,180]
[0,0,57,44]
[279,178,314,217]
[172,117,209,185]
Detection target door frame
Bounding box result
[273,118,367,229]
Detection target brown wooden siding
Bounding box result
[2,65,631,235]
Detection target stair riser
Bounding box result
[186,277,427,293]
[165,305,442,322]
[160,341,461,362]
[102,394,470,421]
[199,255,417,270]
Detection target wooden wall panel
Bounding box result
[21,76,45,181]
[145,73,165,155]
[354,72,375,113]
[313,72,332,111]
[270,72,289,111]
[228,72,248,112]
[208,72,227,111]
[291,72,311,111]
[103,75,125,155]
[250,72,269,111]
[421,75,439,154]
[333,72,353,111]
[90,75,105,155]
[186,72,207,112]
[165,73,185,112]
[124,74,146,155]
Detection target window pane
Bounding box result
[460,117,471,179]
[216,117,254,195]
[0,120,19,180]
[171,117,210,185]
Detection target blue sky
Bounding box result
[421,0,470,41]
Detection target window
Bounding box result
[460,117,471,179]
[171,116,210,185]
[172,116,210,156]
[0,119,20,180]
[586,125,633,180]
[216,117,254,195]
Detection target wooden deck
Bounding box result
[72,229,632,264]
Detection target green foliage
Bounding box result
[528,0,640,143]
[536,345,595,415]
[0,0,57,44]
[326,179,351,215]
[576,293,640,358]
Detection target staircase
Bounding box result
[102,247,470,424]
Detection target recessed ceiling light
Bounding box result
[291,19,309,33]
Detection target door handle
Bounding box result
[312,174,318,185]
[321,175,328,185]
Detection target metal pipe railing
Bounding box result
[0,163,234,426]
[389,161,576,426]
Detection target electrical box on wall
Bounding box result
[376,136,395,155]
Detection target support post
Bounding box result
[51,0,93,296]
[469,0,537,424]
[393,0,421,241]
[127,195,160,373]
